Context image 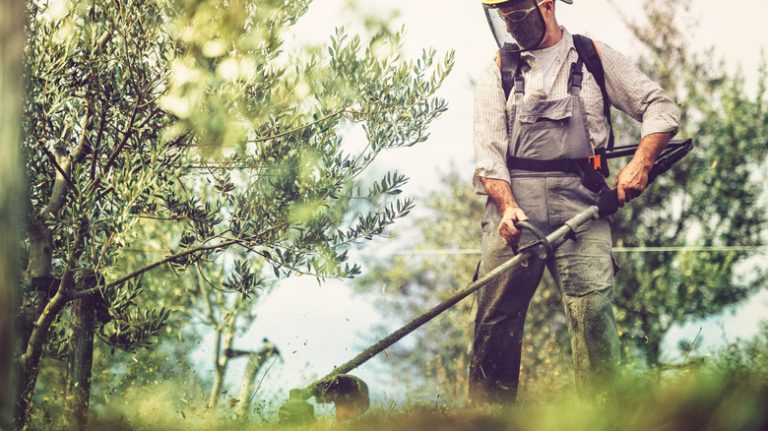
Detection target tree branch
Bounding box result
[195,265,219,327]
[19,220,87,411]
[71,235,255,300]
[90,106,108,180]
[95,28,112,53]
[42,105,92,218]
[249,105,349,144]
[41,146,76,191]
[100,103,138,178]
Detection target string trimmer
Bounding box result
[278,139,693,424]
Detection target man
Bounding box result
[470,0,680,402]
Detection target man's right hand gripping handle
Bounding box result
[479,177,530,247]
[499,207,529,247]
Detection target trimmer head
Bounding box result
[278,374,370,425]
[314,374,370,421]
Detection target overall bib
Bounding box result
[469,59,621,403]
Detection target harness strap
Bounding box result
[572,34,615,151]
[512,59,525,105]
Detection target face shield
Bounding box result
[482,0,547,51]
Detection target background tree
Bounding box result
[609,0,768,365]
[354,0,768,399]
[187,256,271,412]
[19,0,453,428]
[229,338,281,418]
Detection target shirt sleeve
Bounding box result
[595,41,681,139]
[473,59,511,193]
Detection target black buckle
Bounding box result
[569,61,584,89]
[593,147,610,177]
[514,75,525,94]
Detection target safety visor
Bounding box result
[482,0,546,50]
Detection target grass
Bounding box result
[79,361,767,431]
[27,330,768,430]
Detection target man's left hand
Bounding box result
[614,158,651,206]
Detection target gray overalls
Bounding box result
[468,58,621,402]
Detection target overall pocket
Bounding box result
[514,97,574,160]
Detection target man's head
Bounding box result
[482,0,570,50]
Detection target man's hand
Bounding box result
[614,132,675,206]
[614,158,650,206]
[498,206,529,247]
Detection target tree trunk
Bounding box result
[1,0,26,428]
[235,355,262,417]
[64,295,96,431]
[641,318,663,367]
[17,287,69,428]
[208,365,225,411]
[207,326,234,411]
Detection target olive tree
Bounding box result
[609,0,768,365]
[18,0,453,428]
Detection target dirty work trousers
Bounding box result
[468,174,621,403]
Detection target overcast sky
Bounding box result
[194,0,768,413]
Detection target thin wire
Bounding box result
[612,246,767,253]
[122,245,768,256]
[379,246,768,256]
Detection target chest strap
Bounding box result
[512,58,585,99]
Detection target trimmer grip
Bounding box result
[597,186,620,216]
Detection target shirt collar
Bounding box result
[521,26,574,62]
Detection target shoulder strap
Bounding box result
[572,34,615,151]
[497,45,521,102]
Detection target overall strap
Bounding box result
[572,34,615,151]
[512,59,525,105]
[498,45,522,101]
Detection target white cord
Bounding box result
[380,246,768,256]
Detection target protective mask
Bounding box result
[483,0,546,51]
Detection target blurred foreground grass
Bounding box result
[81,344,767,431]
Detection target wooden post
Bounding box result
[0,0,26,429]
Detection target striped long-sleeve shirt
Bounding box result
[473,27,681,193]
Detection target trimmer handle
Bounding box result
[598,138,694,216]
[511,220,555,258]
[513,220,538,234]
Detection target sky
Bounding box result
[192,0,768,413]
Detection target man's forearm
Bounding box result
[480,177,518,213]
[632,131,675,170]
